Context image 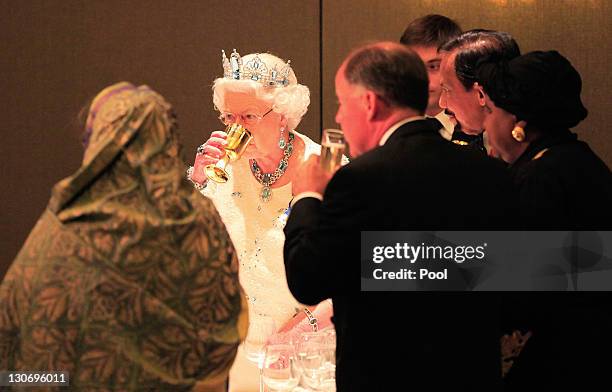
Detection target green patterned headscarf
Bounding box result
[0,82,246,391]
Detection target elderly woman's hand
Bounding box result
[191,131,227,184]
[267,301,334,346]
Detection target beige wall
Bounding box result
[323,0,612,165]
[0,0,320,276]
[2,0,611,277]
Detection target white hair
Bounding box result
[212,52,310,131]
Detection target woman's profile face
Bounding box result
[483,95,518,163]
[218,90,283,160]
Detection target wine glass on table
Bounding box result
[262,344,301,391]
[296,331,336,391]
[243,315,277,392]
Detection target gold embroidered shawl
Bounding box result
[0,82,247,391]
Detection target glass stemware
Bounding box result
[262,344,301,391]
[319,129,346,173]
[243,316,277,392]
[205,123,253,183]
[295,331,336,391]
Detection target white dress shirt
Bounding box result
[432,110,455,141]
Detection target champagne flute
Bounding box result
[205,123,253,183]
[320,129,346,173]
[321,328,337,391]
[296,331,336,391]
[243,316,277,392]
[323,328,336,366]
[262,344,301,391]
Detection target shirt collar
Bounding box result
[378,116,425,146]
[432,111,455,141]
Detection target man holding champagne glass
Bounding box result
[284,42,518,391]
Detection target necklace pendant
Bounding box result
[260,186,272,202]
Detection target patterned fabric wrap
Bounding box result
[0,82,247,391]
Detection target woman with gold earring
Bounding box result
[476,50,612,227]
[475,50,612,391]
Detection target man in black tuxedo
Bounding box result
[283,42,516,391]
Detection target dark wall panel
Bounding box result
[3,0,610,277]
[0,0,320,276]
[323,0,612,165]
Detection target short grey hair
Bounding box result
[212,53,310,131]
[344,42,428,113]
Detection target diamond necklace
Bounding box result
[249,132,295,202]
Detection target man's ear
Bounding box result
[363,90,380,121]
[474,82,486,107]
[482,92,494,114]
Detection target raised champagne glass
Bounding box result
[205,123,253,183]
[320,129,345,173]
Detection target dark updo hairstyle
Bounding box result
[475,50,588,132]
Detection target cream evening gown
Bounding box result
[201,131,320,391]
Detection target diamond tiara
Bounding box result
[222,49,292,88]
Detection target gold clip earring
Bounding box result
[511,126,526,142]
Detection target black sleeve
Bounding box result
[518,165,567,227]
[283,166,362,305]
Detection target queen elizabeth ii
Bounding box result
[188,50,334,391]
